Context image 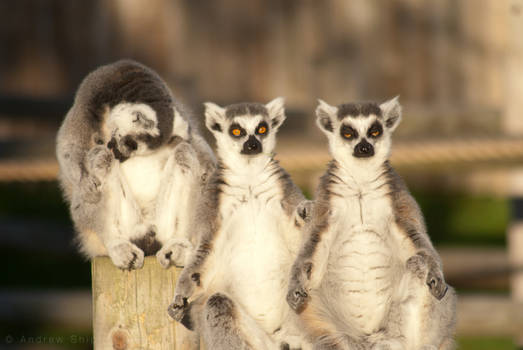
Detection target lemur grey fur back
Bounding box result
[287,97,456,350]
[168,98,312,350]
[56,59,215,270]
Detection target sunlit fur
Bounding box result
[56,60,215,272]
[169,98,312,350]
[287,97,456,350]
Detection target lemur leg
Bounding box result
[299,296,364,350]
[288,211,334,313]
[156,142,201,268]
[70,146,144,267]
[400,255,457,350]
[197,293,275,350]
[102,162,147,269]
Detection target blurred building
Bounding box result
[0,0,517,154]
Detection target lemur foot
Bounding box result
[205,293,235,327]
[156,238,193,268]
[108,241,145,270]
[406,254,448,300]
[167,294,188,322]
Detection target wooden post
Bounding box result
[92,257,199,350]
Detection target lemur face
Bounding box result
[316,97,402,166]
[103,102,190,162]
[103,103,162,162]
[204,98,286,162]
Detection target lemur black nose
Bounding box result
[241,135,262,155]
[353,139,374,158]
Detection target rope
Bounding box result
[2,138,523,182]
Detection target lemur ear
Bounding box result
[204,102,226,134]
[380,96,402,132]
[172,108,190,140]
[316,99,337,134]
[265,97,286,130]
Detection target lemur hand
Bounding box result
[168,269,199,321]
[406,253,448,300]
[287,282,309,313]
[86,145,114,180]
[295,200,314,227]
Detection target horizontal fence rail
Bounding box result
[3,137,523,182]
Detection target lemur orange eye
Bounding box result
[232,128,241,136]
[371,131,380,137]
[344,133,352,138]
[258,126,267,134]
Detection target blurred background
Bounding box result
[1,0,523,349]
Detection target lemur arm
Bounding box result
[386,164,448,300]
[287,201,333,312]
[57,107,109,204]
[191,133,217,183]
[169,172,222,321]
[277,166,306,218]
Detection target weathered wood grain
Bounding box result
[92,256,198,350]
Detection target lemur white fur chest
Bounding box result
[120,146,172,209]
[211,161,296,333]
[324,164,401,334]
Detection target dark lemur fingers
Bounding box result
[427,269,448,300]
[167,294,189,322]
[406,253,448,300]
[286,285,309,313]
[287,260,313,312]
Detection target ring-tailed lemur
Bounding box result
[56,60,215,270]
[287,97,456,350]
[167,98,312,350]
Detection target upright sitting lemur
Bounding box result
[168,98,312,350]
[287,97,456,350]
[56,60,215,270]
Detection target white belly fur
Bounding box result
[119,147,177,229]
[322,186,402,335]
[121,150,169,203]
[211,196,296,333]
